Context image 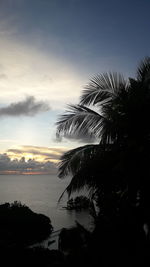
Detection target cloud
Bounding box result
[0,153,57,175]
[7,145,68,162]
[0,73,7,79]
[0,96,50,117]
[56,132,97,144]
[0,144,68,174]
[0,34,84,109]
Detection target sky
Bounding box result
[0,0,149,174]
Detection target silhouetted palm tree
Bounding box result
[56,57,150,213]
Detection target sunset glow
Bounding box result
[0,0,149,175]
[6,145,68,163]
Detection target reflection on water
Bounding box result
[0,175,94,232]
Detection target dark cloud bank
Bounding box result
[0,96,50,117]
[56,132,97,144]
[0,153,57,174]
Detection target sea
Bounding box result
[0,174,94,249]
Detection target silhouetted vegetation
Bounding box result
[58,221,91,265]
[0,201,68,266]
[56,57,150,265]
[64,196,92,210]
[0,246,65,266]
[0,201,53,248]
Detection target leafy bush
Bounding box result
[0,201,53,248]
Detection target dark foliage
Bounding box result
[65,196,92,210]
[0,201,53,248]
[0,247,64,267]
[56,57,150,265]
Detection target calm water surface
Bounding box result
[0,174,94,232]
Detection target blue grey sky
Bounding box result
[0,0,149,172]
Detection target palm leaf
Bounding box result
[58,166,99,202]
[56,104,105,140]
[58,144,106,202]
[80,72,127,106]
[136,57,150,83]
[58,143,125,201]
[58,144,100,178]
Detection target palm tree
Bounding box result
[56,57,150,215]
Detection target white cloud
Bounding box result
[0,35,84,109]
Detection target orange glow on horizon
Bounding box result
[6,145,65,163]
[0,170,52,175]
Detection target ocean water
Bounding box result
[0,174,94,232]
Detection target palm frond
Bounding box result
[56,104,105,140]
[58,144,100,178]
[58,169,98,202]
[80,72,127,106]
[58,143,128,202]
[136,57,150,83]
[58,175,90,202]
